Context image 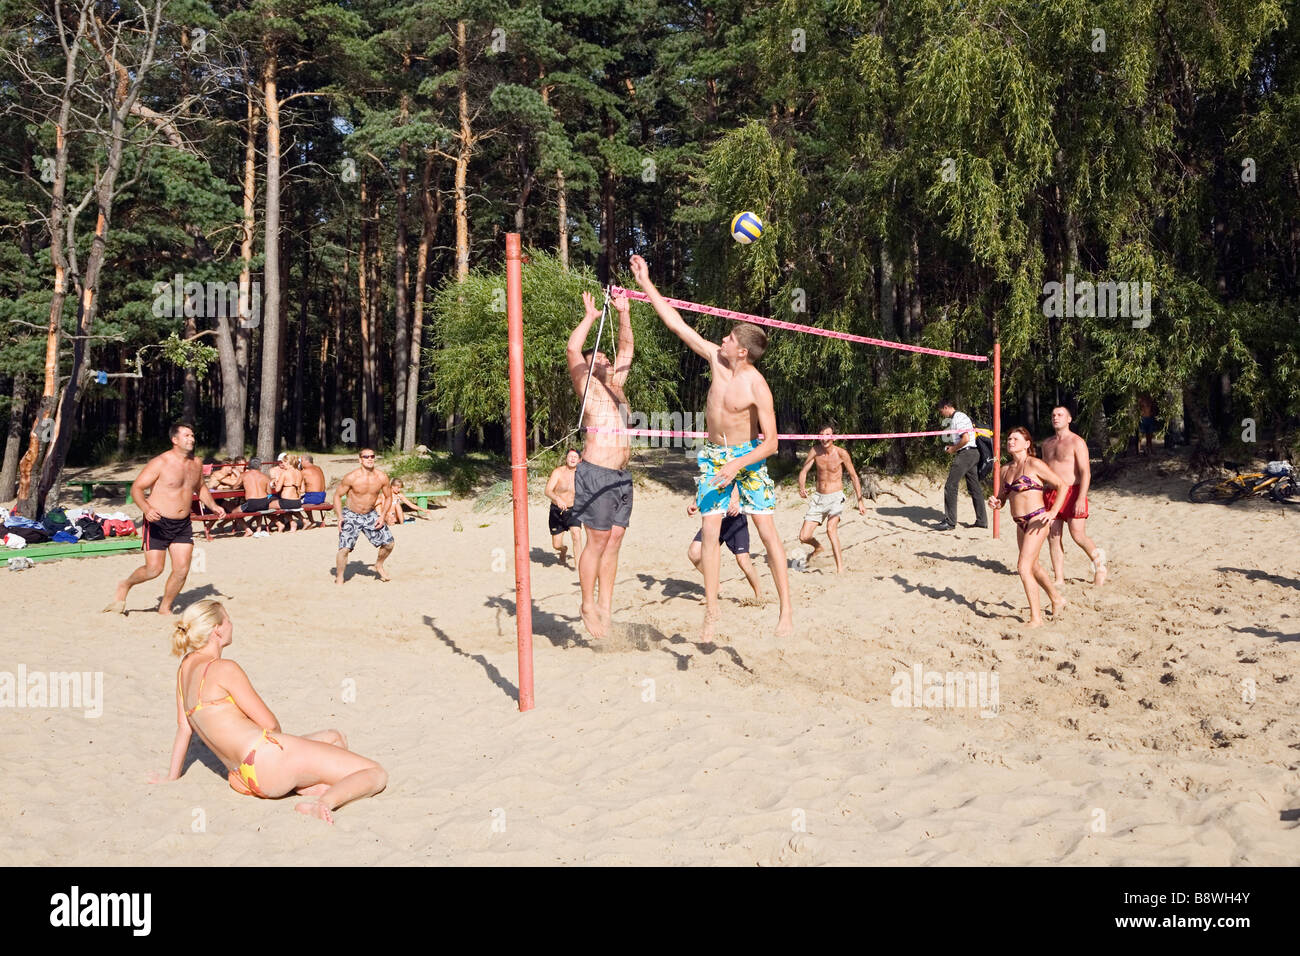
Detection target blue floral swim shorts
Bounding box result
[695,439,775,516]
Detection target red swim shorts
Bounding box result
[1044,484,1088,520]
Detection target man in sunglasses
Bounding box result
[333,448,395,583]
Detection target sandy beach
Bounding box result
[2,451,1297,865]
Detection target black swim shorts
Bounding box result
[145,515,194,550]
[548,503,581,536]
[692,513,750,555]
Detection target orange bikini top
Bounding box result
[181,658,235,718]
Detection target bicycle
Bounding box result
[1188,461,1295,505]
[1270,468,1300,506]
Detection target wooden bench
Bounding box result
[190,495,336,540]
[16,537,141,563]
[75,480,133,503]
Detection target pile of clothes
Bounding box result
[1,507,137,549]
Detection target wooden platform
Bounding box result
[14,537,140,563]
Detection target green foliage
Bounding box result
[160,333,219,379]
[387,449,504,497]
[425,249,679,443]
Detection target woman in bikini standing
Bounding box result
[986,427,1067,627]
[270,454,305,532]
[154,599,387,823]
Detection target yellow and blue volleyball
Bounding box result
[730,211,764,244]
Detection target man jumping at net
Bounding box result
[567,289,634,639]
[630,254,793,640]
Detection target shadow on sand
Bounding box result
[423,614,520,704]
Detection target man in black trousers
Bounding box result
[937,399,987,531]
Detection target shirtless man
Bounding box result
[797,426,868,573]
[213,456,273,537]
[104,423,225,615]
[631,254,793,639]
[567,291,633,637]
[300,453,327,527]
[544,448,584,567]
[333,448,395,583]
[1040,406,1107,586]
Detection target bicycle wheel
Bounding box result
[1270,475,1300,506]
[1188,477,1245,504]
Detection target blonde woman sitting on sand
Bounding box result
[383,478,430,525]
[155,599,387,823]
[986,427,1067,628]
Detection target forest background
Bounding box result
[2,0,1297,516]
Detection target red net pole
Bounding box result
[992,341,1001,540]
[506,234,534,711]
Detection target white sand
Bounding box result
[1,451,1298,865]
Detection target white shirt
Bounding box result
[944,411,976,450]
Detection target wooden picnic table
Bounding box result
[189,487,334,540]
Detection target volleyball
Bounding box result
[730,211,764,244]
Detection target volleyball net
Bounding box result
[600,285,991,445]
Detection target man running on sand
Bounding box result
[797,426,868,573]
[630,254,793,640]
[545,448,584,567]
[1039,406,1107,586]
[333,449,395,584]
[567,290,633,638]
[105,423,226,615]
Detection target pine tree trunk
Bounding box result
[371,205,385,445]
[393,82,412,444]
[292,193,309,448]
[557,168,569,271]
[454,21,472,282]
[331,274,343,446]
[449,20,472,455]
[317,329,328,447]
[599,108,616,284]
[540,80,569,272]
[214,80,259,458]
[255,48,283,461]
[359,169,373,447]
[183,310,198,423]
[404,151,438,450]
[18,87,75,518]
[0,373,27,503]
